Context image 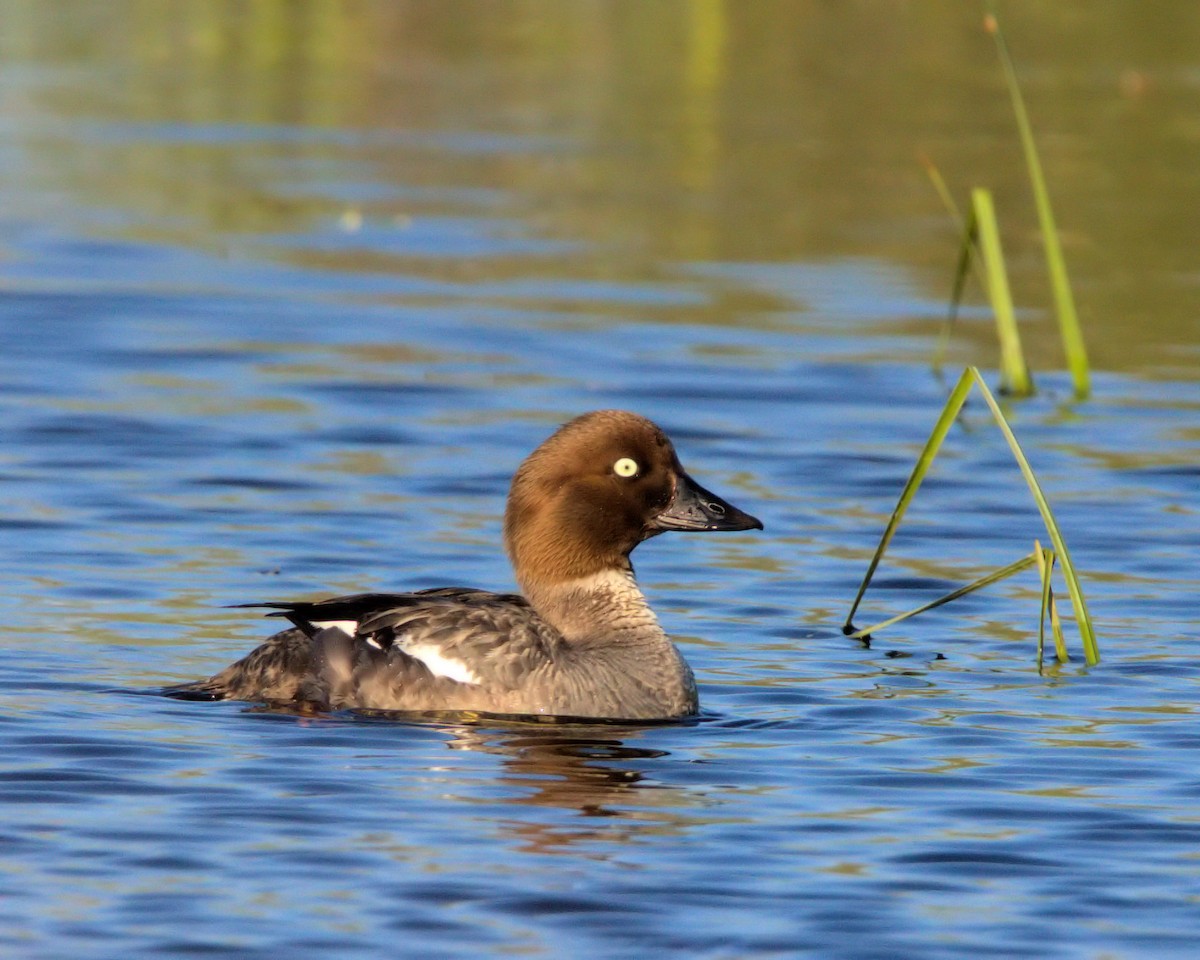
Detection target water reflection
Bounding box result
[241,704,713,852]
[441,723,703,854]
[4,1,1200,371]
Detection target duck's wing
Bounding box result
[297,589,562,709]
[179,589,560,711]
[164,593,424,701]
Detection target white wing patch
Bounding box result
[310,619,359,636]
[397,640,481,685]
[308,618,480,684]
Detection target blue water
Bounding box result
[3,7,1200,959]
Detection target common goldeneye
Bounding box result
[169,410,762,720]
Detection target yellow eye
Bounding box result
[613,457,640,478]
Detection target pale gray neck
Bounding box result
[523,566,664,643]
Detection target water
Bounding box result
[2,3,1199,958]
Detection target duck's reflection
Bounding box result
[434,722,707,854]
[247,704,718,852]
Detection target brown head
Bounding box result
[503,410,762,593]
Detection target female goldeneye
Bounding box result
[169,410,762,720]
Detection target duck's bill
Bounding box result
[652,471,763,533]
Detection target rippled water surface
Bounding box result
[2,4,1200,958]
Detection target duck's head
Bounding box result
[503,410,762,591]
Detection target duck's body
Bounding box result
[170,410,761,720]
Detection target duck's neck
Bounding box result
[522,564,664,643]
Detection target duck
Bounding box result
[168,410,762,720]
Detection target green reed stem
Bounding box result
[844,366,1099,665]
[971,188,1032,397]
[986,9,1091,398]
[844,368,975,630]
[847,552,1036,640]
[1035,541,1052,668]
[970,369,1097,662]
